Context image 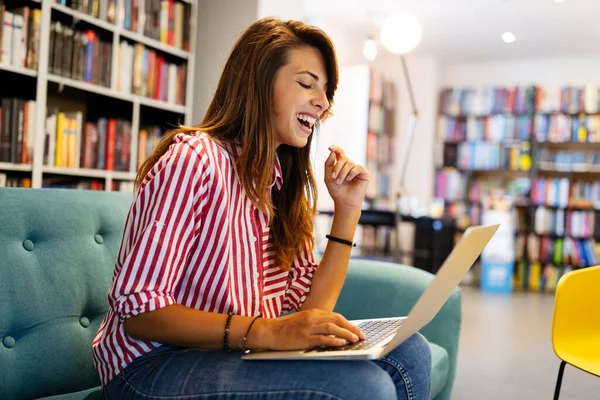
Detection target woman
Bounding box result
[93,17,431,400]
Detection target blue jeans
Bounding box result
[104,333,432,400]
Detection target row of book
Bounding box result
[49,21,112,87]
[468,176,531,204]
[142,0,191,50]
[571,181,600,207]
[368,70,398,109]
[0,172,137,192]
[54,0,191,51]
[45,109,132,171]
[41,177,135,192]
[365,159,391,201]
[42,176,105,190]
[535,113,600,143]
[439,86,537,116]
[533,207,598,238]
[55,0,117,24]
[536,85,600,114]
[524,235,596,268]
[445,202,481,230]
[435,168,464,202]
[439,115,533,143]
[118,41,187,104]
[441,85,600,116]
[366,130,394,163]
[538,149,600,172]
[454,141,532,171]
[0,173,30,187]
[137,126,163,169]
[0,98,36,164]
[514,262,582,292]
[531,177,569,208]
[0,4,41,70]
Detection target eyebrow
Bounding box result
[296,71,328,86]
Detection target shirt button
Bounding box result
[251,236,257,243]
[254,272,259,279]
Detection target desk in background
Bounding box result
[318,209,455,274]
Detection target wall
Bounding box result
[440,55,600,87]
[192,0,259,123]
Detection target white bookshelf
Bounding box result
[0,64,38,77]
[0,162,33,172]
[43,165,136,180]
[51,3,117,33]
[119,29,189,59]
[0,0,197,191]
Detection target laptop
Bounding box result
[243,223,500,361]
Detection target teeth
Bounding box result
[297,114,316,127]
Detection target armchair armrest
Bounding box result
[334,258,461,400]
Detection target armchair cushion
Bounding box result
[335,258,461,400]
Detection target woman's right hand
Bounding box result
[252,309,366,351]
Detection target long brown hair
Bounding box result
[136,18,339,271]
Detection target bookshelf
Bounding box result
[0,0,197,191]
[365,69,398,209]
[436,85,600,293]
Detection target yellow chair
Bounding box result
[552,265,600,399]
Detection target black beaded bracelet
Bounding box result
[326,234,357,248]
[223,312,234,352]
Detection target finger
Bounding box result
[328,145,345,156]
[311,335,348,348]
[324,151,336,170]
[331,157,348,180]
[346,165,370,182]
[311,322,360,343]
[336,162,355,185]
[331,313,366,340]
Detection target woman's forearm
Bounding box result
[123,304,266,350]
[300,206,361,312]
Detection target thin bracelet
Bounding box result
[239,315,261,354]
[326,234,356,248]
[223,312,234,352]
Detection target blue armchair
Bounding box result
[0,187,459,399]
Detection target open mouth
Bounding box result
[296,114,316,134]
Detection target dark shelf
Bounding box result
[537,111,600,117]
[440,112,535,118]
[530,233,595,240]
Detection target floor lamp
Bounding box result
[379,13,422,263]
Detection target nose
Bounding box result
[311,88,330,113]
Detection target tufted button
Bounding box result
[23,239,34,251]
[3,336,15,348]
[94,234,104,244]
[79,317,90,328]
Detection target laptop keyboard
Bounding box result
[312,318,404,352]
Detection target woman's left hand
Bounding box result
[324,145,371,211]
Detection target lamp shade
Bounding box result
[380,13,422,55]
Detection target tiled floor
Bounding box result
[451,286,598,400]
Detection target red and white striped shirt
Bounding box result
[92,132,318,386]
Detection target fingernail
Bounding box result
[360,332,366,340]
[332,172,337,179]
[337,179,342,185]
[352,334,359,342]
[337,338,347,346]
[346,176,352,181]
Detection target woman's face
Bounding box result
[272,46,330,148]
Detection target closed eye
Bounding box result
[297,81,312,89]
